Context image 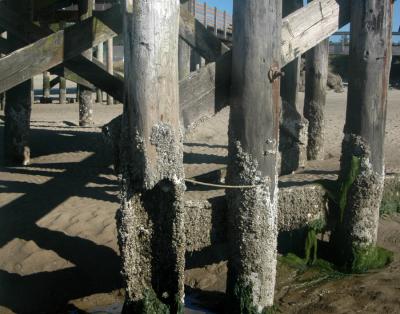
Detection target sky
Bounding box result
[204,0,400,34]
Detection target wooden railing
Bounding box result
[188,0,233,39]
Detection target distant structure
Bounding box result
[0,0,393,312]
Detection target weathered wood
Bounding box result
[77,0,94,126]
[279,0,308,175]
[118,0,185,311]
[58,21,67,104]
[180,51,231,128]
[331,0,393,271]
[178,0,191,80]
[226,0,281,310]
[281,0,350,65]
[42,71,51,100]
[179,5,229,62]
[3,0,32,166]
[0,4,119,94]
[96,41,104,103]
[106,37,113,106]
[304,38,329,160]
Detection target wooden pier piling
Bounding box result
[226,0,281,310]
[118,0,185,311]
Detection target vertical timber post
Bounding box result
[226,0,281,311]
[107,38,114,105]
[331,0,393,272]
[78,0,94,126]
[279,0,307,175]
[59,22,67,105]
[4,0,33,165]
[42,71,51,103]
[118,0,185,312]
[0,31,6,111]
[304,38,329,160]
[179,0,191,80]
[96,42,104,103]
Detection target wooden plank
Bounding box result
[0,5,118,94]
[180,51,231,128]
[281,0,350,65]
[179,6,229,62]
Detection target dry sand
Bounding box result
[0,89,399,313]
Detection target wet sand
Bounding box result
[0,89,399,313]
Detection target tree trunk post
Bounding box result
[226,0,281,311]
[279,0,307,175]
[304,38,329,160]
[178,1,191,80]
[78,0,94,126]
[118,0,185,312]
[96,42,104,103]
[4,0,32,166]
[331,0,393,272]
[106,38,114,106]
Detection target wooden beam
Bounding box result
[281,0,350,65]
[0,4,118,94]
[49,76,60,88]
[179,6,229,62]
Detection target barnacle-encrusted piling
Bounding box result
[118,1,185,312]
[331,0,393,272]
[226,0,282,311]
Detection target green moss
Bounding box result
[338,156,361,222]
[317,156,361,222]
[231,282,276,314]
[350,245,394,274]
[304,219,326,266]
[279,253,345,284]
[132,289,170,314]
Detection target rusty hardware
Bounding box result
[268,66,285,82]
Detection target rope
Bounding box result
[184,178,265,189]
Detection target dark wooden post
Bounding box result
[179,1,191,80]
[4,0,33,165]
[279,0,307,175]
[106,38,114,105]
[118,0,185,312]
[226,0,281,311]
[96,42,104,103]
[304,38,329,160]
[78,0,94,126]
[59,22,67,105]
[0,31,5,111]
[331,0,393,272]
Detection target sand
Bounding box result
[0,89,399,313]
